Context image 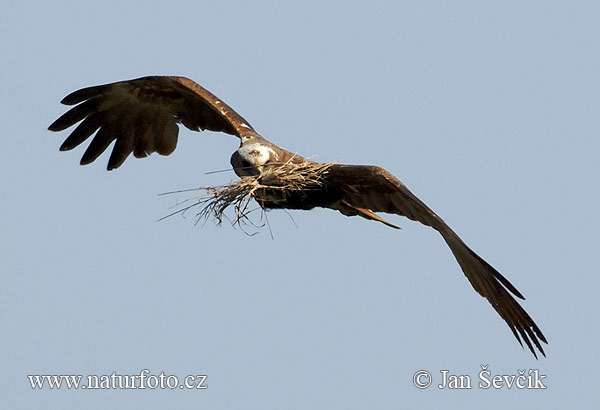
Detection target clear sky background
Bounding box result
[2,1,598,408]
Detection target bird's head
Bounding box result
[230,143,273,177]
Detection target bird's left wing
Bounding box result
[49,76,256,170]
[325,164,547,358]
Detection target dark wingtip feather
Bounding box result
[498,292,548,359]
[492,269,525,300]
[58,114,104,152]
[536,327,548,345]
[61,84,109,105]
[80,152,105,166]
[471,250,525,300]
[106,149,131,171]
[48,98,101,132]
[106,131,134,170]
[78,125,116,166]
[49,114,73,131]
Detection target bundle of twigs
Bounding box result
[161,159,334,228]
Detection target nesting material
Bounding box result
[165,160,335,227]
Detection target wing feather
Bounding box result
[49,97,103,131]
[60,84,111,105]
[327,164,547,357]
[80,125,116,165]
[49,76,257,170]
[59,113,104,151]
[158,121,179,155]
[108,130,136,170]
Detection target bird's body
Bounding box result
[49,75,547,357]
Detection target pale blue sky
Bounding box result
[2,1,599,408]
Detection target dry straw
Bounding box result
[161,159,334,228]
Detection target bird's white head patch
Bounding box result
[239,143,271,165]
[231,143,278,176]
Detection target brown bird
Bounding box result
[49,76,547,358]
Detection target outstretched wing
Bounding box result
[327,164,547,358]
[49,76,257,170]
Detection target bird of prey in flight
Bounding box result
[49,76,547,358]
